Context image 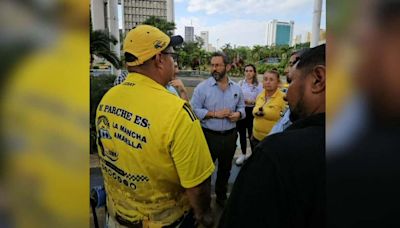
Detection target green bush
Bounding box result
[256,63,287,75]
[90,74,115,153]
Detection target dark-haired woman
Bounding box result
[235,64,262,165]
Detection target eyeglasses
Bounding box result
[211,64,225,68]
[161,51,179,61]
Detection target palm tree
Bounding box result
[251,45,263,63]
[90,30,121,69]
[142,16,176,36]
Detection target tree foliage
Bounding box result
[218,43,310,75]
[142,16,176,36]
[90,30,121,69]
[90,8,121,69]
[90,75,115,153]
[175,36,206,70]
[138,16,311,77]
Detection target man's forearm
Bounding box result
[204,111,215,119]
[185,177,213,227]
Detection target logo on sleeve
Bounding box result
[183,103,198,122]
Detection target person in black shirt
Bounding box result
[219,44,326,228]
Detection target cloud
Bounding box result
[206,19,268,47]
[175,0,325,47]
[176,17,268,47]
[175,0,185,3]
[175,16,207,38]
[187,0,313,16]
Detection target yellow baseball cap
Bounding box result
[123,25,183,66]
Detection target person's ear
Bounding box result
[226,64,231,72]
[153,53,164,69]
[311,65,325,93]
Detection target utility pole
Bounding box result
[107,0,120,75]
[311,0,322,47]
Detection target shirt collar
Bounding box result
[263,89,282,98]
[125,72,167,91]
[208,76,234,86]
[286,113,325,130]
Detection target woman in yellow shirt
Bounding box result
[251,70,286,150]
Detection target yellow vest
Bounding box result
[96,73,215,226]
[252,89,286,141]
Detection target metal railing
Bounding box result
[90,69,112,77]
[177,70,210,78]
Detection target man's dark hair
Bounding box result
[290,50,299,57]
[290,48,309,67]
[211,52,230,65]
[296,44,325,73]
[291,48,308,57]
[375,0,400,25]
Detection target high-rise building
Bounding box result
[266,20,294,46]
[122,0,175,34]
[319,29,326,43]
[207,44,216,52]
[306,32,312,43]
[200,31,209,50]
[185,26,194,42]
[294,34,302,45]
[303,30,325,44]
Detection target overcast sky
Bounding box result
[119,0,326,48]
[175,0,325,48]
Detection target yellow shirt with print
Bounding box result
[96,73,215,226]
[252,89,286,141]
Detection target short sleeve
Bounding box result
[169,103,215,188]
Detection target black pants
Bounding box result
[236,107,254,154]
[250,136,260,153]
[203,128,238,200]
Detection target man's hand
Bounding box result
[169,79,185,91]
[186,178,214,228]
[196,209,214,228]
[215,108,231,119]
[169,79,189,101]
[228,111,241,122]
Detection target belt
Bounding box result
[115,213,187,228]
[202,127,236,136]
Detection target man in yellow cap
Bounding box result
[96,25,215,228]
